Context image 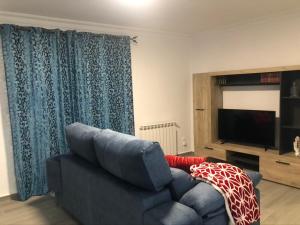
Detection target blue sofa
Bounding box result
[47,122,261,225]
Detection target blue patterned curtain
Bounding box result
[0,24,134,200]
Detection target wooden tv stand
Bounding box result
[201,142,300,188]
[193,65,300,188]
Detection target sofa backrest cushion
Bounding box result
[93,129,172,192]
[65,122,100,166]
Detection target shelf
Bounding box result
[281,97,300,100]
[281,125,300,130]
[228,155,259,166]
[220,82,280,86]
[210,142,279,156]
[259,82,280,85]
[280,72,300,154]
[227,150,260,171]
[217,73,280,86]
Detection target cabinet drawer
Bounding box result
[200,146,226,161]
[260,156,300,188]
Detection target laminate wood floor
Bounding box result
[0,180,300,225]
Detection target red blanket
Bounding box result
[190,162,260,225]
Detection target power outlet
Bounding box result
[181,137,188,147]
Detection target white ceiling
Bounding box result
[0,0,300,34]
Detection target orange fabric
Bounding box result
[165,155,207,173]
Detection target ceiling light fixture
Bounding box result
[117,0,154,7]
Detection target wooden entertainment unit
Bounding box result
[193,66,300,188]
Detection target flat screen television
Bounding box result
[218,109,275,148]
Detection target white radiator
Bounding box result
[139,122,179,155]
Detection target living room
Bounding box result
[0,1,300,225]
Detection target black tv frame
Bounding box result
[218,108,276,150]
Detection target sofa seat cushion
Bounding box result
[179,170,261,218]
[93,129,172,192]
[202,211,228,225]
[65,122,101,166]
[169,168,197,201]
[144,202,202,225]
[179,182,225,217]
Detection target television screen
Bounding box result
[218,109,275,147]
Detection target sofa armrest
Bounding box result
[245,170,262,187]
[179,181,225,217]
[168,168,197,200]
[46,156,63,193]
[143,201,202,225]
[46,154,71,193]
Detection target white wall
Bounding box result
[222,86,280,117]
[0,40,17,197]
[0,13,192,197]
[190,10,300,73]
[132,34,192,153]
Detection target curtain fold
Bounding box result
[0,24,134,200]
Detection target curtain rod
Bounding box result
[130,36,138,44]
[1,24,139,43]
